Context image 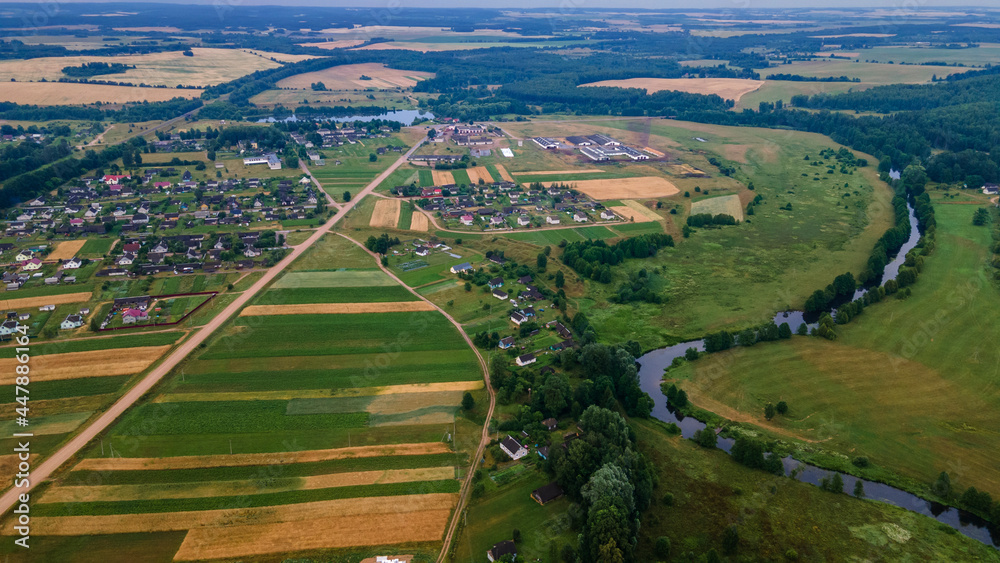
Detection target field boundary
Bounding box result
[95,292,218,332]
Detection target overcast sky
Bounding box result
[17,0,1000,8]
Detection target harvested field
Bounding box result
[0,291,92,310]
[273,270,397,288]
[0,48,280,87]
[494,164,514,182]
[42,467,455,503]
[814,52,861,58]
[74,442,453,471]
[620,199,666,222]
[0,346,169,385]
[46,240,86,261]
[297,40,367,50]
[516,169,605,176]
[26,493,456,535]
[669,163,708,177]
[240,302,434,316]
[579,77,764,101]
[409,212,430,231]
[550,176,679,200]
[431,169,455,185]
[690,194,745,221]
[276,63,434,90]
[0,82,201,105]
[722,144,750,163]
[464,166,494,184]
[610,205,657,223]
[643,147,665,157]
[173,504,454,560]
[369,198,401,228]
[154,380,483,403]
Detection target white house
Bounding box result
[414,245,430,257]
[122,308,148,325]
[517,215,531,227]
[15,250,32,262]
[500,435,528,461]
[460,214,474,226]
[60,314,83,330]
[0,320,20,336]
[600,210,617,221]
[451,262,472,274]
[516,353,536,367]
[63,257,83,269]
[546,216,560,225]
[22,259,42,271]
[573,212,588,223]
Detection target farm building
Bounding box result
[532,137,559,149]
[531,482,565,505]
[580,146,610,161]
[242,153,282,170]
[410,154,462,163]
[487,540,517,562]
[500,435,528,461]
[566,135,593,146]
[588,133,621,146]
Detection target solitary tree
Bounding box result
[343,191,351,202]
[854,480,865,498]
[776,401,788,415]
[537,253,547,271]
[555,270,565,288]
[722,525,739,555]
[932,471,951,498]
[764,403,776,420]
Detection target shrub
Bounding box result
[655,536,671,558]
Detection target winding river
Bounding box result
[636,202,999,549]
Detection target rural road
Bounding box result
[0,134,426,517]
[299,160,342,210]
[336,233,495,563]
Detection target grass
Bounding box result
[547,118,898,348]
[765,60,968,84]
[505,226,617,245]
[256,285,418,304]
[859,44,1000,67]
[36,479,459,517]
[0,532,186,563]
[273,269,397,288]
[67,452,461,486]
[455,466,574,563]
[113,400,369,436]
[290,234,377,270]
[176,355,481,392]
[200,312,470,359]
[0,376,128,402]
[667,200,1000,498]
[79,237,116,257]
[0,332,180,357]
[632,420,1000,562]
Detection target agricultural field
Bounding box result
[0,48,283,86]
[0,82,201,105]
[690,193,745,221]
[250,88,418,109]
[667,201,1000,498]
[579,77,765,102]
[854,44,1000,66]
[307,135,412,202]
[763,60,972,84]
[276,62,434,90]
[2,231,484,560]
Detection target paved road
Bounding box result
[0,135,426,517]
[335,233,495,563]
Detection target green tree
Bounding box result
[932,471,951,498]
[764,403,776,420]
[854,480,865,498]
[555,270,565,288]
[722,524,739,555]
[369,153,377,162]
[343,191,351,202]
[537,253,548,271]
[776,400,788,415]
[973,208,990,226]
[461,392,475,411]
[654,536,671,559]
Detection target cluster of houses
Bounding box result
[5,175,320,239]
[534,133,654,162]
[101,231,278,277]
[414,181,619,230]
[288,125,398,149]
[1,248,82,291]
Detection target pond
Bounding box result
[256,109,434,126]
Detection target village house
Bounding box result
[499,435,528,461]
[516,353,536,367]
[60,314,83,330]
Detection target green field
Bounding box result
[858,44,1000,67]
[766,60,968,84]
[79,237,116,257]
[272,269,398,288]
[505,226,617,245]
[669,200,1000,498]
[256,285,418,304]
[633,420,1000,562]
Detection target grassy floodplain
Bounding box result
[668,199,1000,498]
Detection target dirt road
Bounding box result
[335,234,495,563]
[0,136,425,517]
